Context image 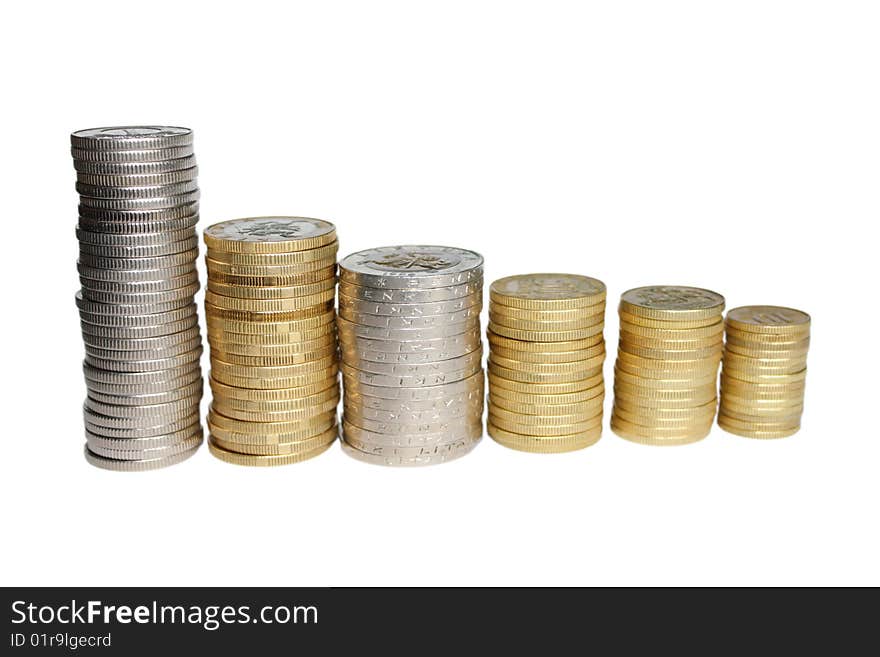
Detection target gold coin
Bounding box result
[615,357,719,381]
[723,341,810,359]
[209,376,336,400]
[205,256,338,277]
[205,289,336,313]
[487,422,601,453]
[207,278,336,299]
[206,310,335,333]
[613,382,716,402]
[490,352,605,374]
[211,397,339,423]
[211,354,337,378]
[488,311,603,332]
[619,285,725,321]
[488,322,603,343]
[488,404,602,426]
[212,385,339,409]
[206,240,338,265]
[716,413,800,432]
[488,380,604,406]
[723,352,808,369]
[488,393,604,417]
[716,406,802,424]
[488,360,602,384]
[205,300,335,324]
[208,406,336,433]
[489,371,602,398]
[613,398,716,419]
[208,434,334,465]
[207,265,337,287]
[619,343,722,361]
[721,361,808,378]
[211,427,337,456]
[203,217,337,254]
[486,330,603,352]
[719,391,804,409]
[207,334,336,357]
[619,331,722,350]
[211,364,339,390]
[720,368,807,385]
[210,345,337,367]
[618,310,721,329]
[489,273,606,309]
[491,344,605,364]
[716,420,800,439]
[619,320,723,340]
[725,305,810,336]
[488,413,602,436]
[489,303,605,323]
[614,367,717,389]
[207,416,337,445]
[615,349,718,369]
[610,417,710,445]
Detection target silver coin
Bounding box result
[81,315,199,340]
[338,279,483,303]
[87,379,203,406]
[75,288,194,314]
[85,393,201,420]
[344,396,482,422]
[85,423,202,450]
[78,235,199,259]
[339,246,483,289]
[82,325,202,351]
[84,347,202,372]
[84,410,202,436]
[341,369,484,400]
[84,442,200,471]
[76,179,198,199]
[71,144,195,162]
[77,248,198,270]
[339,306,480,329]
[83,360,201,385]
[85,335,203,362]
[71,126,193,151]
[85,368,202,395]
[77,216,200,238]
[76,166,198,188]
[77,262,197,283]
[74,154,197,175]
[341,432,481,460]
[342,338,482,364]
[78,270,199,294]
[342,349,482,377]
[340,361,480,388]
[79,281,200,306]
[76,226,196,246]
[78,203,199,224]
[343,327,481,354]
[78,301,198,325]
[78,190,201,211]
[336,316,480,341]
[344,386,483,412]
[204,216,336,245]
[87,433,203,461]
[338,292,482,317]
[343,409,481,436]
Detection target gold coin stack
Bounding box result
[203,217,340,466]
[611,285,725,445]
[487,274,607,453]
[718,305,810,438]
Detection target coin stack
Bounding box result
[486,274,607,453]
[203,217,339,466]
[718,305,810,438]
[337,246,485,466]
[611,285,725,445]
[72,126,203,471]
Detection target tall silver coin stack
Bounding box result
[71,126,204,471]
[338,246,485,466]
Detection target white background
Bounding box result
[1,1,877,586]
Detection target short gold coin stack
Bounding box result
[718,305,810,438]
[203,217,340,465]
[611,285,725,445]
[487,274,607,453]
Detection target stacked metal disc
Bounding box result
[337,246,485,466]
[611,285,725,445]
[718,305,810,438]
[72,126,203,471]
[203,217,339,466]
[486,274,607,453]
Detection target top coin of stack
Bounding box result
[611,285,725,445]
[71,126,204,471]
[203,217,340,466]
[337,246,485,466]
[718,305,810,438]
[486,274,607,453]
